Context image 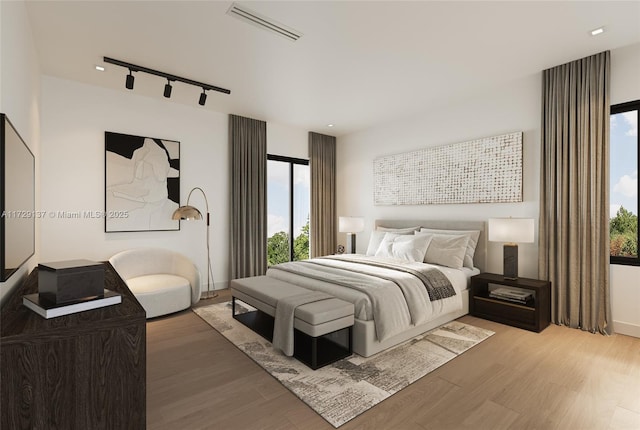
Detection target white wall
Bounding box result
[610,43,640,338]
[39,76,308,292]
[268,122,308,159]
[0,0,41,305]
[337,43,640,336]
[337,74,541,278]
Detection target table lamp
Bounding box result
[339,216,365,254]
[488,218,534,280]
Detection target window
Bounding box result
[610,100,639,266]
[267,155,310,266]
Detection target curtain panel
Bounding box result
[309,132,337,257]
[539,50,611,334]
[230,114,267,279]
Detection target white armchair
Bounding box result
[109,248,201,318]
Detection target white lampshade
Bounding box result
[488,218,535,244]
[339,216,365,233]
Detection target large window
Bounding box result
[267,155,310,266]
[610,100,639,266]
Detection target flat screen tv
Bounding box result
[1,113,35,281]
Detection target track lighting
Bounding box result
[104,57,230,104]
[125,70,135,90]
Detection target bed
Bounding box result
[266,219,487,357]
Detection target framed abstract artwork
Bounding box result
[373,131,523,205]
[105,132,180,232]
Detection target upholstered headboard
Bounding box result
[374,219,487,272]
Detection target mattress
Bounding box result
[266,254,477,341]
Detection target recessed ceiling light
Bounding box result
[95,65,105,71]
[591,27,605,36]
[328,124,334,127]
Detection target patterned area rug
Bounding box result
[193,302,494,428]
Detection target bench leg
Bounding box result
[348,326,353,354]
[311,337,318,369]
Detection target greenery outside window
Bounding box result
[267,155,310,267]
[610,100,639,266]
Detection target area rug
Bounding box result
[193,302,494,428]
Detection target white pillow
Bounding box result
[374,233,432,262]
[419,228,480,268]
[365,231,388,256]
[419,233,469,269]
[366,227,418,255]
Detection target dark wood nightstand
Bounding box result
[470,273,551,332]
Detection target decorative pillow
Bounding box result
[365,231,388,256]
[374,233,432,262]
[419,233,469,269]
[418,228,480,268]
[366,227,418,256]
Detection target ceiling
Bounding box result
[25,1,640,136]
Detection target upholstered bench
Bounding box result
[230,276,354,369]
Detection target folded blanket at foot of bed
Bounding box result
[273,291,333,356]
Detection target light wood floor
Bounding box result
[147,290,640,430]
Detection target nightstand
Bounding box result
[470,273,551,332]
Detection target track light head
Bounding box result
[125,70,135,90]
[164,79,172,98]
[199,90,207,106]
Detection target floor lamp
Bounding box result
[172,187,217,299]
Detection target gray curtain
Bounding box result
[230,114,267,279]
[539,51,611,334]
[309,132,336,257]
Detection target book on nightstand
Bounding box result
[23,289,122,319]
[489,287,534,305]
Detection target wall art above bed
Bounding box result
[373,131,523,205]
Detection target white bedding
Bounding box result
[266,254,476,342]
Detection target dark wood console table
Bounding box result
[1,263,146,429]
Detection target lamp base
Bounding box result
[346,233,356,254]
[200,290,219,300]
[503,244,518,280]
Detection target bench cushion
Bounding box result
[231,276,305,308]
[230,276,354,336]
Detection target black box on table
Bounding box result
[38,260,105,304]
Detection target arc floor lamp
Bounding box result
[172,187,217,299]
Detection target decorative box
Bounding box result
[38,260,105,304]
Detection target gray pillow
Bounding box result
[419,228,480,268]
[419,233,469,269]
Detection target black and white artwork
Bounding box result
[105,132,180,232]
[374,131,523,205]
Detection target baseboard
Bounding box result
[613,320,640,338]
[203,280,229,292]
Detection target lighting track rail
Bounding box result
[103,57,230,105]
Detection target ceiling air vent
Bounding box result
[227,2,303,42]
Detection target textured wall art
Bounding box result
[105,132,180,232]
[373,132,523,205]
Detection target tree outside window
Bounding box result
[610,100,639,266]
[267,155,310,266]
